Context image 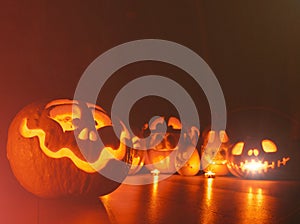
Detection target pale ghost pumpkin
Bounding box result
[7,99,131,198]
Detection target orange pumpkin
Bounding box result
[7,99,131,198]
[226,108,300,179]
[144,116,200,175]
[201,129,230,176]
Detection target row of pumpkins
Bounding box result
[7,99,300,199]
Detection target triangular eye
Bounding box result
[261,139,277,153]
[207,130,216,143]
[48,105,81,132]
[232,142,244,155]
[219,130,229,143]
[167,117,182,130]
[91,108,111,129]
[48,102,111,132]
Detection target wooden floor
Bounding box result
[2,173,300,224]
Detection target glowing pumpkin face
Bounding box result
[226,108,300,179]
[201,129,230,176]
[7,99,131,198]
[144,116,200,175]
[227,137,291,178]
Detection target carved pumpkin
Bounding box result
[226,108,300,179]
[127,136,146,175]
[143,116,200,175]
[201,129,230,176]
[7,99,131,198]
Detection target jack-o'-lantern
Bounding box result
[127,136,146,175]
[7,99,131,198]
[201,128,230,176]
[143,116,200,175]
[226,108,300,179]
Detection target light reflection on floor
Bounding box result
[3,174,300,223]
[102,175,300,224]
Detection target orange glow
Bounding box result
[243,160,266,172]
[253,149,259,156]
[131,156,143,168]
[204,171,216,178]
[247,149,260,156]
[152,175,159,192]
[232,142,244,155]
[206,178,213,201]
[229,156,291,176]
[167,117,182,130]
[20,118,127,173]
[207,130,216,143]
[219,130,229,143]
[206,130,229,144]
[202,129,229,176]
[154,155,171,171]
[48,103,111,132]
[261,139,277,153]
[177,148,200,176]
[151,169,161,176]
[240,187,267,224]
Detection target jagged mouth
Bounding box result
[229,157,290,173]
[19,118,127,173]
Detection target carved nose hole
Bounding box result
[253,149,259,156]
[78,128,89,140]
[248,149,253,156]
[89,130,97,142]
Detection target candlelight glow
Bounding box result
[151,169,161,176]
[204,170,216,178]
[243,160,266,172]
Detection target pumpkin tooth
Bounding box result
[270,161,275,169]
[264,161,268,172]
[277,157,290,167]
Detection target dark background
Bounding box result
[1,0,300,222]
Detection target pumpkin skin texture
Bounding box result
[7,99,130,198]
[226,108,300,180]
[176,147,201,176]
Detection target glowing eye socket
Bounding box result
[232,142,244,155]
[248,149,253,156]
[208,131,216,143]
[168,117,182,130]
[262,139,277,153]
[219,130,229,143]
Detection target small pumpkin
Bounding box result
[226,108,300,179]
[7,99,131,198]
[143,116,200,175]
[201,128,230,176]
